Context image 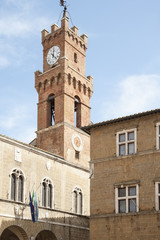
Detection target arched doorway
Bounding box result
[0,225,28,240]
[36,230,57,240]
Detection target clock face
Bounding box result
[72,133,83,152]
[47,46,61,66]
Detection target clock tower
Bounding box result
[35,12,93,168]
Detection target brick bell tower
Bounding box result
[35,10,93,168]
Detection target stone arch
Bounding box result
[0,225,28,240]
[44,79,48,90]
[83,84,86,95]
[50,77,55,87]
[72,35,74,41]
[57,73,61,84]
[78,80,81,92]
[67,31,71,37]
[35,230,57,240]
[68,73,71,85]
[88,87,91,98]
[38,82,42,93]
[73,77,76,89]
[75,38,78,44]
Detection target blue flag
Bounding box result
[29,192,35,223]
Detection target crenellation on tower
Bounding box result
[61,16,69,30]
[51,24,59,33]
[80,34,88,45]
[41,29,49,42]
[71,26,79,35]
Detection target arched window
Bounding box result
[74,96,81,128]
[42,178,53,208]
[48,94,55,126]
[72,187,83,214]
[11,169,24,202]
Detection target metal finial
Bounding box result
[60,0,67,17]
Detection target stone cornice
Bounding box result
[0,134,90,173]
[90,149,160,164]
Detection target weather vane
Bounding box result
[60,0,67,16]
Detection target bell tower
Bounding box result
[35,11,93,168]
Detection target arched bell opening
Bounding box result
[74,96,81,128]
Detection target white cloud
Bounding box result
[0,15,51,38]
[103,74,160,120]
[0,56,9,68]
[0,0,52,38]
[0,104,36,143]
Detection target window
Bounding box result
[48,94,55,126]
[72,187,83,214]
[75,151,79,159]
[156,123,160,150]
[155,182,160,211]
[11,169,24,202]
[42,178,53,208]
[115,185,139,214]
[116,129,137,156]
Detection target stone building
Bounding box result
[83,109,160,240]
[0,10,92,240]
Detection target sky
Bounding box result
[1,0,160,143]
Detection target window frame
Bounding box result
[156,123,160,150]
[155,182,160,211]
[115,184,139,214]
[72,187,83,215]
[10,168,25,203]
[116,128,137,157]
[41,178,54,209]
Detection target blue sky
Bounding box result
[1,0,160,143]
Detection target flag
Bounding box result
[29,192,35,223]
[34,192,39,222]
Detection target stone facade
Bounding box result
[84,110,160,240]
[0,134,90,239]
